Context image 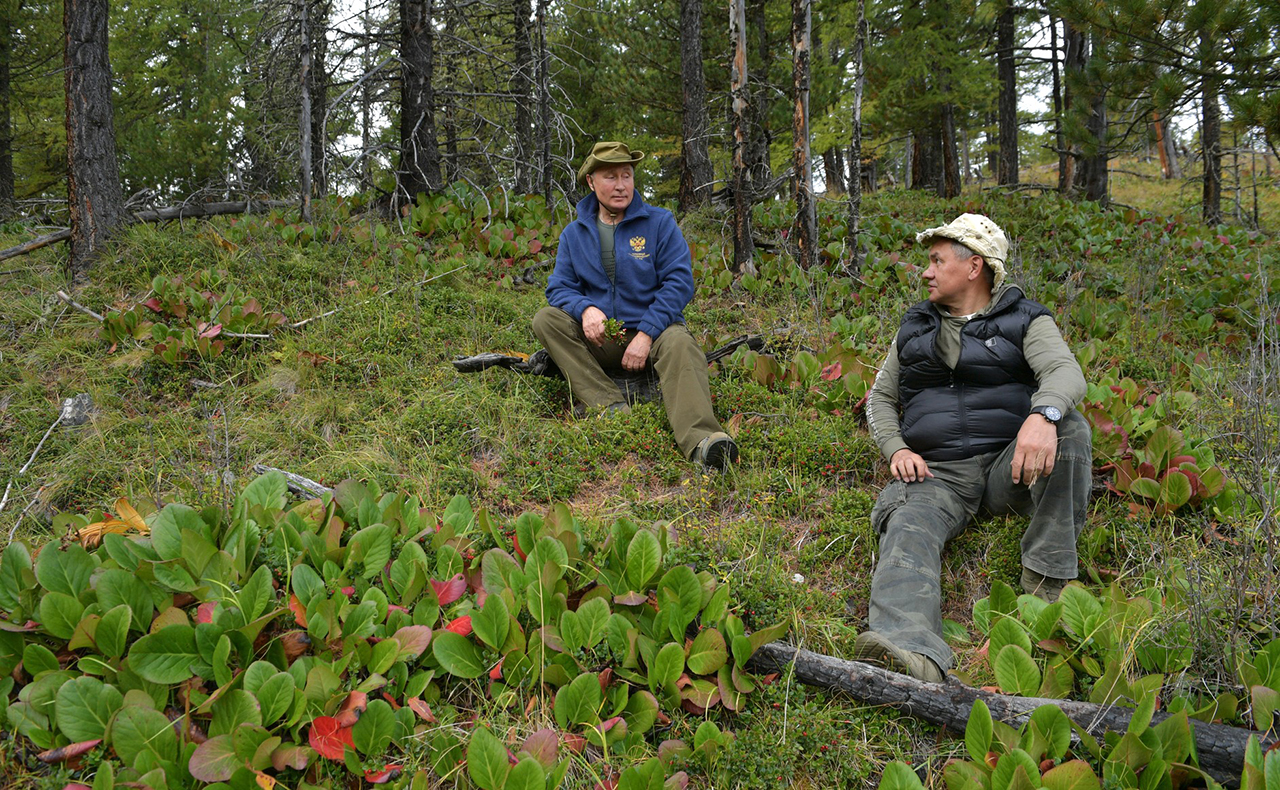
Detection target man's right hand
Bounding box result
[890,448,934,483]
[582,306,607,346]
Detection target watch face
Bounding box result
[1042,406,1062,422]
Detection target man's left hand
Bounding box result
[621,332,652,371]
[1011,414,1058,486]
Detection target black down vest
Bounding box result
[896,286,1050,462]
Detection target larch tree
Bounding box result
[678,0,713,212]
[791,0,816,269]
[64,0,125,274]
[398,0,443,207]
[729,0,754,275]
[996,0,1017,185]
[0,0,12,217]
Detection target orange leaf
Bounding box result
[307,716,354,760]
[288,594,308,627]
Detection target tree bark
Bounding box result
[750,642,1273,789]
[1050,16,1066,190]
[535,0,550,202]
[1079,32,1107,203]
[1202,80,1222,225]
[64,0,125,275]
[512,0,533,194]
[791,0,815,270]
[729,0,754,275]
[299,0,313,222]
[398,0,443,208]
[1160,112,1181,179]
[678,0,713,212]
[996,1,1018,186]
[844,0,866,275]
[0,0,12,218]
[1060,20,1085,195]
[822,148,844,194]
[746,0,772,192]
[941,102,960,198]
[309,0,331,199]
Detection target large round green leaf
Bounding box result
[432,631,486,679]
[56,677,122,742]
[110,706,178,765]
[994,644,1042,697]
[128,624,199,684]
[466,725,510,790]
[685,628,728,675]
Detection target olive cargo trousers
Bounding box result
[867,409,1092,671]
[531,306,724,460]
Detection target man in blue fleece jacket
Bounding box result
[532,141,738,469]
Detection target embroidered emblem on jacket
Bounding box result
[629,236,649,259]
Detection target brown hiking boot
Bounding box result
[1021,567,1069,603]
[852,631,945,683]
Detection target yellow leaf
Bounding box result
[255,772,276,790]
[114,497,148,532]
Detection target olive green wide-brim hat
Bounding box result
[576,141,645,185]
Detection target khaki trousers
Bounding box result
[867,409,1092,671]
[531,306,723,459]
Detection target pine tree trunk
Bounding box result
[790,0,815,269]
[399,0,442,208]
[678,0,713,212]
[822,148,844,194]
[309,0,330,198]
[64,0,125,274]
[1202,81,1222,225]
[0,0,13,218]
[941,102,960,198]
[1161,113,1181,179]
[1061,21,1085,195]
[512,0,533,194]
[746,0,772,192]
[1050,16,1066,190]
[360,0,374,191]
[985,110,998,179]
[844,0,866,276]
[996,1,1018,186]
[299,0,313,221]
[729,0,754,275]
[1081,33,1107,204]
[536,0,550,202]
[441,6,457,183]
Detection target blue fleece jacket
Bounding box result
[546,192,694,339]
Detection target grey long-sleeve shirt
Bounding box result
[866,284,1087,462]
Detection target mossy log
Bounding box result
[749,641,1274,788]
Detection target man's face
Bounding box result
[922,240,980,308]
[587,164,635,214]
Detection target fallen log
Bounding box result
[749,641,1273,788]
[251,464,332,500]
[0,200,294,262]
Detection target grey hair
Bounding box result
[951,240,994,288]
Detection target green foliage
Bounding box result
[99,269,285,365]
[0,473,787,788]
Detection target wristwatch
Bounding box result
[1030,405,1062,424]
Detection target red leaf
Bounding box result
[197,322,222,339]
[489,658,504,681]
[445,616,473,636]
[529,239,543,254]
[365,764,403,783]
[820,362,842,381]
[334,691,368,728]
[431,574,467,606]
[142,297,164,313]
[340,586,355,597]
[381,692,401,710]
[38,740,101,764]
[195,602,218,624]
[407,697,437,723]
[563,733,588,754]
[288,595,308,627]
[308,716,355,760]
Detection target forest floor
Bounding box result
[1,160,1278,789]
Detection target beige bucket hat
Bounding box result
[577,141,645,185]
[915,213,1010,289]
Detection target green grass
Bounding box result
[0,177,1278,788]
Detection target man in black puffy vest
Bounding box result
[854,213,1091,683]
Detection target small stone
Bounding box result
[59,393,94,427]
[792,573,805,584]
